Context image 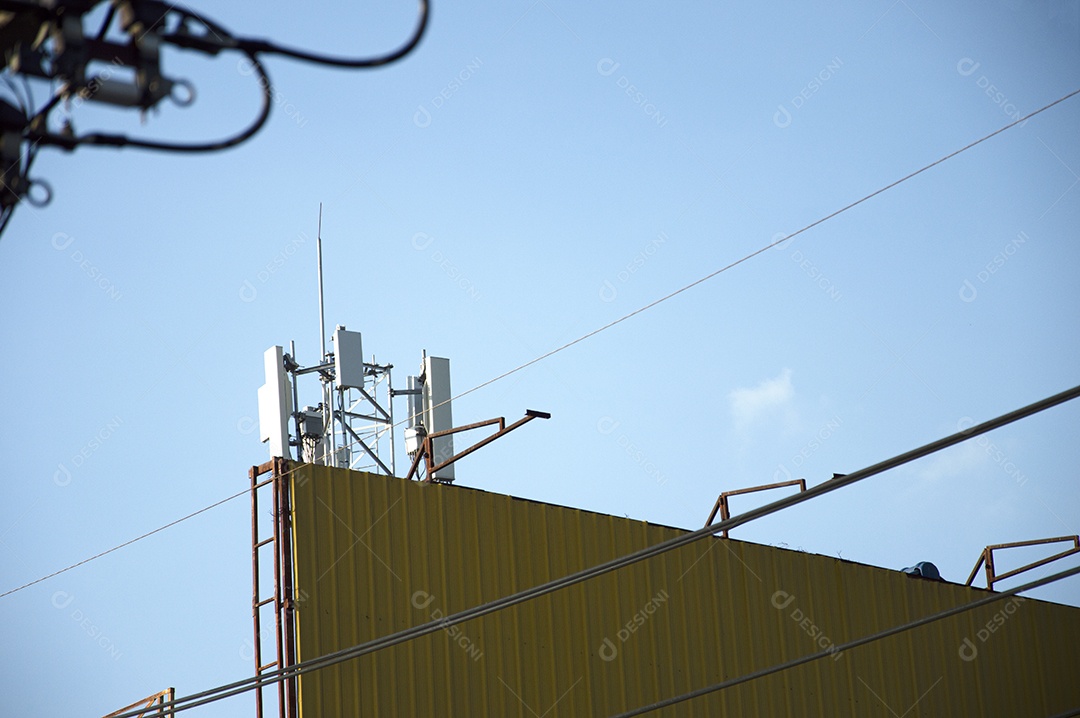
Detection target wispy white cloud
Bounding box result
[729,368,795,430]
[918,432,1026,490]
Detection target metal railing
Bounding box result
[705,479,808,538]
[965,535,1080,590]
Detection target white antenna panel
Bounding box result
[422,355,454,481]
[406,375,423,429]
[333,327,365,390]
[258,345,293,459]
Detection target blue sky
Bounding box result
[2,1,1079,715]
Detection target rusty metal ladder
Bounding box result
[250,458,298,718]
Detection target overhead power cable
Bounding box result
[4,87,1075,600]
[611,563,1080,717]
[0,486,250,600]
[411,86,1080,421]
[0,461,323,600]
[105,384,1080,717]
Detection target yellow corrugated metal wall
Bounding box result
[291,465,1080,716]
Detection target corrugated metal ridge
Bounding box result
[339,468,1075,607]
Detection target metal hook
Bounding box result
[169,78,196,107]
[26,178,53,208]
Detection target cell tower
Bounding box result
[257,330,457,480]
[255,207,548,483]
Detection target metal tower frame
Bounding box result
[286,345,397,476]
[333,359,396,476]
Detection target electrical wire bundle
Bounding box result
[0,0,429,237]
